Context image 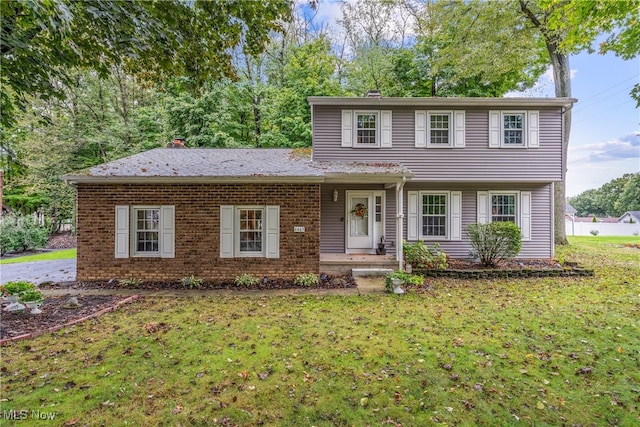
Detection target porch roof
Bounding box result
[62,148,412,185]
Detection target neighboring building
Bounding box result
[618,211,640,223]
[63,96,576,281]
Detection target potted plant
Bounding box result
[1,281,35,303]
[376,236,386,255]
[385,271,406,294]
[20,289,44,314]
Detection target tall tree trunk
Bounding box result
[547,43,571,246]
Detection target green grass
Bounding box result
[2,238,639,425]
[0,248,76,264]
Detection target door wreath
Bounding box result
[351,203,367,218]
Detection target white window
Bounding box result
[476,191,531,241]
[502,113,524,145]
[342,110,392,148]
[489,110,539,148]
[407,191,462,241]
[114,205,175,258]
[356,112,378,146]
[415,110,465,148]
[428,112,452,146]
[220,205,279,258]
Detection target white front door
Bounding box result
[346,191,384,253]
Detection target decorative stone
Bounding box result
[63,297,82,309]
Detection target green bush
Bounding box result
[234,273,260,287]
[294,273,319,287]
[181,275,204,288]
[119,278,142,287]
[20,289,43,303]
[402,241,448,269]
[466,222,522,267]
[1,281,36,297]
[384,271,425,293]
[0,213,49,255]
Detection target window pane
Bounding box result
[422,194,447,237]
[239,208,264,252]
[503,114,523,144]
[491,194,516,222]
[134,208,160,253]
[356,114,377,144]
[429,114,450,144]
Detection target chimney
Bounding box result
[366,90,381,98]
[167,137,185,148]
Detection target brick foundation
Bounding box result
[76,183,320,281]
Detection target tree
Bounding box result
[0,0,291,128]
[615,173,640,214]
[568,173,639,217]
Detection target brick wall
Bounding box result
[76,183,320,281]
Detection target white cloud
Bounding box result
[569,133,640,163]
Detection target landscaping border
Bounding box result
[413,267,594,280]
[0,295,139,346]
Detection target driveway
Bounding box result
[0,259,77,284]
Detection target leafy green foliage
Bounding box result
[181,275,204,289]
[234,273,260,287]
[0,213,49,255]
[118,278,142,287]
[466,222,522,266]
[569,173,639,217]
[384,270,425,293]
[402,241,448,269]
[0,280,35,297]
[293,273,319,287]
[20,288,43,303]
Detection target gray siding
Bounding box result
[312,105,563,182]
[403,183,553,259]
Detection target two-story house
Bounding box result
[63,95,575,281]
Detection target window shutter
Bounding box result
[265,206,280,258]
[407,191,419,240]
[160,205,175,258]
[380,110,392,147]
[527,110,539,148]
[415,110,427,147]
[488,111,500,148]
[477,191,489,224]
[450,191,462,240]
[220,205,234,258]
[520,191,532,241]
[115,206,129,258]
[453,111,466,148]
[341,110,353,147]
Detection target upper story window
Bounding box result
[489,110,539,148]
[428,112,452,146]
[356,112,378,146]
[415,110,465,148]
[502,113,524,145]
[341,110,392,148]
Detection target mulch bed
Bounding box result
[1,294,133,342]
[446,258,561,270]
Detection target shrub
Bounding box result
[589,229,599,236]
[403,241,448,269]
[466,222,522,267]
[181,275,204,288]
[234,273,260,287]
[20,289,43,303]
[119,278,142,287]
[294,273,319,287]
[0,213,49,255]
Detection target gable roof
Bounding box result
[62,148,413,185]
[566,203,577,214]
[308,96,577,108]
[618,211,640,222]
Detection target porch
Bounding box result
[320,253,399,276]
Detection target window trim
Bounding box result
[131,206,161,257]
[500,111,526,147]
[235,206,265,257]
[427,111,453,147]
[353,110,380,148]
[419,191,450,240]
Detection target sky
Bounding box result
[304,0,640,197]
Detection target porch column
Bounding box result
[396,177,406,270]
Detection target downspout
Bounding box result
[396,176,406,271]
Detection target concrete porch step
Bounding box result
[351,268,394,277]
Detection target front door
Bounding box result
[346,191,384,253]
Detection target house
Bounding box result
[618,211,640,223]
[63,95,575,281]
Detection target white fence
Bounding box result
[565,221,640,236]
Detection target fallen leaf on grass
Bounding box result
[172,405,183,415]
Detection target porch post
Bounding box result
[396,177,406,270]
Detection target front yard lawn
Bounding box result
[1,237,638,425]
